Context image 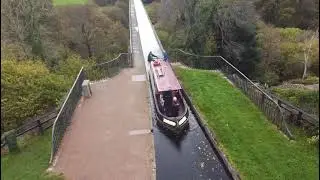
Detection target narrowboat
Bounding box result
[148,52,189,133]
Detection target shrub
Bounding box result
[55,54,96,82]
[145,2,160,24]
[262,71,281,86]
[1,59,69,132]
[271,87,319,115]
[307,133,319,146]
[101,6,128,27]
[289,76,319,85]
[156,28,170,48]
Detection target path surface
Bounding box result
[51,1,155,178]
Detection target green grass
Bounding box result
[1,131,64,180]
[53,0,88,6]
[174,67,319,180]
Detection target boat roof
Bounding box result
[150,59,182,92]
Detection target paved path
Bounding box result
[51,1,155,178]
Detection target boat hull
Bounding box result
[148,63,190,133]
[155,112,189,134]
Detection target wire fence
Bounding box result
[50,67,85,163]
[85,53,129,81]
[129,0,134,68]
[171,49,297,139]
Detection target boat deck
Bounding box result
[150,60,181,92]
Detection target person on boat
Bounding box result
[148,51,158,62]
[172,96,180,117]
[163,51,169,62]
[163,91,172,116]
[159,92,165,112]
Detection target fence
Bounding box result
[265,90,319,136]
[129,0,134,68]
[1,110,58,148]
[85,53,129,81]
[171,49,296,139]
[16,110,58,136]
[50,67,85,163]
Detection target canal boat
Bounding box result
[148,52,189,133]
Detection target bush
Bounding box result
[55,54,96,81]
[101,6,128,27]
[156,28,170,48]
[145,2,160,24]
[260,70,281,86]
[289,76,319,85]
[271,87,319,115]
[1,43,30,61]
[307,132,319,146]
[1,59,69,132]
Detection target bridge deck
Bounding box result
[53,67,154,179]
[51,2,155,177]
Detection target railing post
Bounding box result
[37,120,44,135]
[277,99,282,106]
[4,130,19,153]
[261,93,265,107]
[105,64,109,78]
[297,111,302,121]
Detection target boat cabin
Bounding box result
[150,59,186,118]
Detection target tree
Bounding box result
[102,6,128,27]
[1,0,55,59]
[255,0,319,29]
[256,22,281,79]
[145,2,161,24]
[158,0,260,76]
[1,0,63,67]
[257,26,319,84]
[278,28,305,80]
[213,0,260,77]
[57,5,128,60]
[300,29,319,79]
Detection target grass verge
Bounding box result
[174,67,319,180]
[1,130,64,180]
[53,0,88,6]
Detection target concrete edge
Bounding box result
[145,74,157,180]
[181,88,241,180]
[130,0,156,179]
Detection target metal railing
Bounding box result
[171,49,295,139]
[264,88,319,136]
[129,0,134,68]
[85,53,129,81]
[50,67,85,163]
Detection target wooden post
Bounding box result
[37,120,44,135]
[297,111,302,120]
[261,93,265,106]
[277,99,282,106]
[296,111,303,126]
[4,130,19,153]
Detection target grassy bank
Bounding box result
[1,131,64,180]
[174,67,319,180]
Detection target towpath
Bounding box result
[51,2,155,178]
